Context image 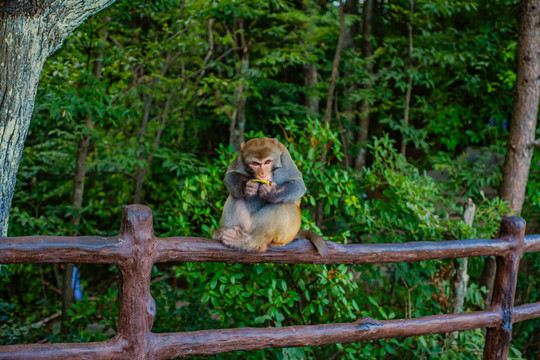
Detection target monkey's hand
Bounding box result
[244,180,260,197]
[258,181,281,203]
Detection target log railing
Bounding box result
[0,204,539,359]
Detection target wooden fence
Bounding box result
[0,204,539,359]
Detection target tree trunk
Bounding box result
[304,63,320,117]
[133,93,153,204]
[71,30,107,232]
[323,0,346,126]
[228,17,249,152]
[132,51,179,204]
[446,198,475,343]
[315,2,346,227]
[480,255,497,306]
[500,0,540,214]
[340,0,358,170]
[483,0,540,307]
[0,0,116,236]
[229,74,248,152]
[133,94,171,204]
[62,29,107,334]
[400,0,414,157]
[303,2,320,118]
[354,0,375,170]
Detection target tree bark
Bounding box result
[0,0,116,236]
[354,0,375,170]
[500,0,540,214]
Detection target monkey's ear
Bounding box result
[274,146,284,169]
[272,138,279,146]
[229,153,249,175]
[275,154,283,169]
[240,142,245,150]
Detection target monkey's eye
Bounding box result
[251,161,260,166]
[264,160,273,165]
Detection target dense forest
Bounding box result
[1,0,539,358]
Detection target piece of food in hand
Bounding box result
[252,179,271,185]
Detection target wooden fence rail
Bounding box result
[0,204,539,359]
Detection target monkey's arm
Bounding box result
[259,179,306,204]
[224,171,251,198]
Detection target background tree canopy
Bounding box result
[1,0,539,359]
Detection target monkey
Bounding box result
[213,137,328,256]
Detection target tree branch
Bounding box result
[50,0,117,54]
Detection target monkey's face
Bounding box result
[241,138,281,180]
[247,158,274,180]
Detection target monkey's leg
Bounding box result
[214,195,254,245]
[245,203,301,252]
[214,195,250,239]
[220,195,252,231]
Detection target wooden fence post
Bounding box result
[483,216,525,360]
[116,204,156,359]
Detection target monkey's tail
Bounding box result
[295,229,329,256]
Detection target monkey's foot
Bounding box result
[213,226,228,240]
[217,225,251,249]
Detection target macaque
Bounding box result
[213,137,328,256]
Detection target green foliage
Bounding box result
[0,263,119,345]
[62,286,118,343]
[3,0,539,358]
[160,145,232,238]
[147,118,513,358]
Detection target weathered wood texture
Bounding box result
[513,302,540,324]
[483,216,525,360]
[0,339,126,360]
[3,233,540,265]
[155,236,517,264]
[524,234,540,252]
[0,205,537,360]
[152,311,501,358]
[0,311,502,359]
